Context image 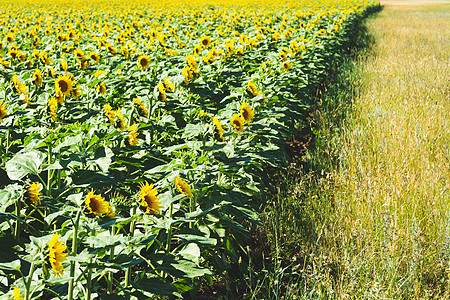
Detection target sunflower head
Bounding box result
[138,55,150,69]
[200,36,211,47]
[240,102,255,124]
[0,101,8,122]
[55,75,73,96]
[139,181,162,215]
[127,124,139,146]
[85,191,111,217]
[28,182,41,206]
[212,116,225,141]
[48,233,68,277]
[230,113,245,133]
[33,69,43,86]
[97,82,106,94]
[175,176,193,198]
[282,61,291,71]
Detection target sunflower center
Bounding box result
[233,120,241,127]
[202,39,208,46]
[58,80,68,93]
[242,109,249,121]
[140,58,148,67]
[90,199,98,212]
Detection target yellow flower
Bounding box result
[48,233,68,277]
[104,103,115,124]
[55,75,73,96]
[48,98,58,120]
[0,101,7,122]
[175,176,193,198]
[94,70,105,78]
[230,113,245,133]
[61,59,68,72]
[89,52,100,63]
[200,36,211,47]
[85,191,112,217]
[212,116,225,141]
[97,82,106,94]
[127,124,139,146]
[138,55,150,69]
[139,181,162,215]
[247,81,260,97]
[199,109,208,117]
[282,61,291,71]
[33,69,43,86]
[163,78,175,93]
[13,287,23,300]
[240,102,255,124]
[133,98,148,118]
[28,182,41,206]
[74,48,84,60]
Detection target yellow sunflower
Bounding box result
[139,181,162,215]
[212,116,225,141]
[133,98,148,118]
[175,176,193,198]
[240,102,255,124]
[89,52,100,63]
[127,124,139,146]
[48,233,68,277]
[230,113,245,133]
[282,61,291,71]
[0,101,7,122]
[61,59,68,72]
[28,182,41,206]
[85,191,110,217]
[97,82,106,94]
[138,55,150,69]
[55,75,73,96]
[247,81,260,97]
[13,287,23,300]
[200,36,211,47]
[48,98,58,120]
[33,69,43,86]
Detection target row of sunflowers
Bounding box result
[0,0,379,298]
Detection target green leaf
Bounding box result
[0,259,21,271]
[5,150,46,180]
[131,275,181,297]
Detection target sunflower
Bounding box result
[115,109,126,130]
[240,102,255,124]
[200,36,211,47]
[175,176,193,198]
[61,59,68,72]
[85,191,111,217]
[133,98,148,118]
[247,81,260,97]
[0,101,8,122]
[318,29,326,35]
[282,61,291,71]
[127,124,139,146]
[28,182,41,206]
[230,113,245,133]
[89,52,100,63]
[212,116,225,141]
[48,233,68,277]
[49,67,56,78]
[55,75,73,96]
[139,181,162,215]
[48,98,58,120]
[138,55,150,69]
[104,103,115,124]
[94,70,105,78]
[163,78,175,93]
[74,48,84,60]
[97,82,106,94]
[33,69,43,86]
[13,287,23,300]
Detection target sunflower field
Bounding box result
[0,0,379,298]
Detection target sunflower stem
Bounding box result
[124,206,137,287]
[85,262,93,300]
[47,144,52,196]
[14,197,21,241]
[24,261,36,300]
[166,203,174,252]
[68,207,82,300]
[108,226,115,294]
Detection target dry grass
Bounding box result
[330,1,450,298]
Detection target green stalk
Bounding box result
[68,208,82,300]
[14,198,21,241]
[108,226,115,294]
[124,206,137,287]
[47,144,52,196]
[166,203,174,250]
[85,262,93,300]
[24,261,36,300]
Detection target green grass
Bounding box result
[259,1,450,299]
